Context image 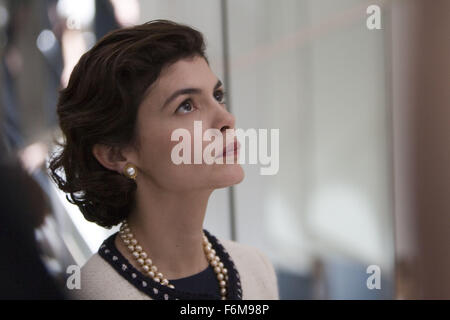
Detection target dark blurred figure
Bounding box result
[95,0,120,39]
[0,0,28,151]
[0,153,65,299]
[0,0,139,299]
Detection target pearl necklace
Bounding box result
[119,220,229,300]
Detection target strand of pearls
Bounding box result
[119,220,229,299]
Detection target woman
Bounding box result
[49,19,278,300]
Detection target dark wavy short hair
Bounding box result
[48,20,209,228]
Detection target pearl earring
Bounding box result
[123,163,137,180]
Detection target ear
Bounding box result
[92,144,128,174]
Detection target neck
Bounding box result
[115,179,213,280]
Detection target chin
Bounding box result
[212,164,245,189]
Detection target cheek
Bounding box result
[137,122,196,171]
[139,129,176,167]
[137,118,230,183]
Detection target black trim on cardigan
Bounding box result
[97,229,243,300]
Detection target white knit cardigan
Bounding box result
[70,238,279,300]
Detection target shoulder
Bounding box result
[217,238,279,300]
[68,253,149,300]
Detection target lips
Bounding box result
[219,139,240,158]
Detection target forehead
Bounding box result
[147,56,216,103]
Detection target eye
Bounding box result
[214,89,226,104]
[175,99,195,114]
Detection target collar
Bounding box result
[98,229,243,300]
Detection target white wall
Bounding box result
[227,0,395,278]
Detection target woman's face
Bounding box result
[125,55,244,192]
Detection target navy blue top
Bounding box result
[169,264,220,296]
[98,229,243,300]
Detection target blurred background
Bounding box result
[1,0,449,299]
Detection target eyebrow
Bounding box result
[161,79,223,110]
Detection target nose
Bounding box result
[206,91,235,133]
[216,106,236,134]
